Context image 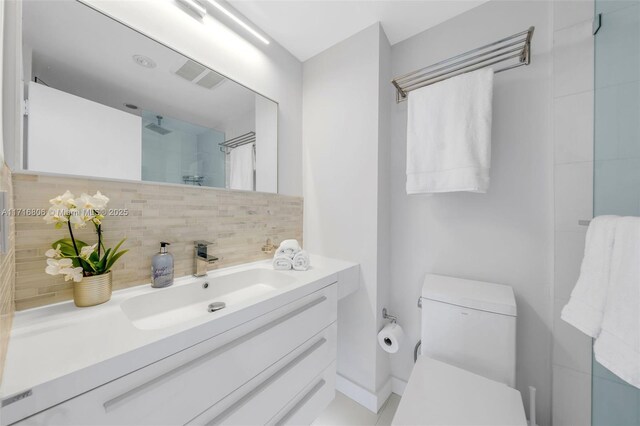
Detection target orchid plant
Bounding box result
[43,190,127,283]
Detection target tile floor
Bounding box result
[313,392,401,426]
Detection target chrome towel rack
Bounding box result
[391,26,534,103]
[219,131,256,154]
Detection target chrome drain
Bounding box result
[208,302,226,313]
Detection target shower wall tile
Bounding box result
[554,0,595,31]
[554,162,594,232]
[553,298,593,374]
[553,20,594,97]
[12,173,303,310]
[552,365,593,426]
[554,230,588,301]
[554,90,594,164]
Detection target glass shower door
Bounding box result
[592,1,640,424]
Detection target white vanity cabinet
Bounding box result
[14,284,337,426]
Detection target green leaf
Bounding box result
[105,249,128,272]
[110,239,126,257]
[53,238,88,257]
[96,248,111,273]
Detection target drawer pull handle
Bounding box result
[206,337,327,425]
[103,295,328,413]
[275,379,326,426]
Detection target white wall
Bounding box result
[303,23,392,411]
[375,27,393,394]
[80,0,302,196]
[3,1,26,170]
[0,0,5,165]
[255,95,277,193]
[28,82,142,180]
[388,2,554,425]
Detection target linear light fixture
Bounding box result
[176,0,207,19]
[203,0,270,45]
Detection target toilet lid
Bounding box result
[392,356,527,426]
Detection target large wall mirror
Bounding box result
[18,0,278,193]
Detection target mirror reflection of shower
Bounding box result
[141,111,226,187]
[145,116,172,136]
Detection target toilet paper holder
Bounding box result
[382,308,398,324]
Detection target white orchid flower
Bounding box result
[69,211,87,229]
[92,191,109,209]
[60,267,84,282]
[44,258,73,276]
[49,190,76,209]
[75,193,98,210]
[92,213,104,225]
[45,244,62,259]
[79,244,97,260]
[43,206,69,225]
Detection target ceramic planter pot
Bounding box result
[73,271,112,307]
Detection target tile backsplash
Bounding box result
[12,173,303,310]
[0,164,16,382]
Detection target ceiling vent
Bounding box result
[174,60,207,82]
[195,70,226,90]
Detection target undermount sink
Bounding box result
[121,268,296,330]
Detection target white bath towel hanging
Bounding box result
[561,216,619,338]
[230,143,255,191]
[593,217,640,388]
[406,68,493,194]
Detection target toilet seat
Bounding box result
[391,356,527,426]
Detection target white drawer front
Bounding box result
[188,322,336,425]
[270,363,337,426]
[16,285,337,426]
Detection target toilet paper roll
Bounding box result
[378,322,404,354]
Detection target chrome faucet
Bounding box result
[194,241,218,277]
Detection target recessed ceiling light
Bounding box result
[124,103,139,110]
[132,54,157,69]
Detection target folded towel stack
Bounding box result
[293,250,310,271]
[273,256,293,271]
[561,216,640,388]
[276,239,301,258]
[272,240,310,271]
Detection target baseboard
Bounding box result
[391,376,408,396]
[335,374,393,413]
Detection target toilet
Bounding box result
[392,274,527,425]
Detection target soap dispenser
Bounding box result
[151,242,174,288]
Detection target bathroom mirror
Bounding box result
[18,0,278,193]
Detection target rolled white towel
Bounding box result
[292,250,310,271]
[276,239,301,259]
[273,255,293,271]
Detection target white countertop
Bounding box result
[0,255,358,423]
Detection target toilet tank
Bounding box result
[420,274,517,387]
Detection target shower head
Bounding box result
[145,115,172,135]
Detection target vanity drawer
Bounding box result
[15,285,337,426]
[270,362,337,426]
[188,322,336,425]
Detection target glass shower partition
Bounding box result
[592,0,640,424]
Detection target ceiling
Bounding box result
[228,0,489,62]
[23,0,266,132]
